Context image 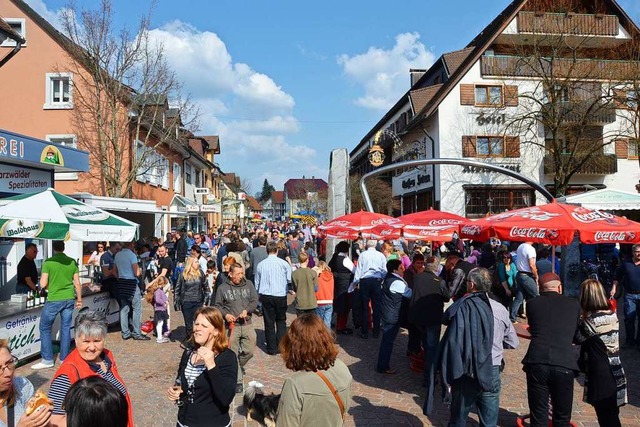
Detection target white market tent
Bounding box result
[557,188,640,211]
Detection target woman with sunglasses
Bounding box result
[88,242,106,282]
[0,340,52,427]
[497,251,517,312]
[167,306,237,427]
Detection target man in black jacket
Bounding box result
[522,272,580,427]
[174,229,188,265]
[409,256,449,389]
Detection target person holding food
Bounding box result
[167,306,237,427]
[47,310,133,427]
[0,339,52,427]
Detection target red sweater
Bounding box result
[315,270,334,305]
[51,348,134,426]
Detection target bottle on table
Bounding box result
[26,291,33,309]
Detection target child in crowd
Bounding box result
[313,261,334,329]
[145,276,170,343]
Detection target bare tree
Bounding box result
[481,0,640,196]
[60,0,199,197]
[349,174,399,215]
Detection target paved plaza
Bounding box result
[15,298,640,426]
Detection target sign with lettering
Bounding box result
[0,292,118,361]
[392,167,433,195]
[462,163,521,174]
[475,112,506,126]
[0,164,52,194]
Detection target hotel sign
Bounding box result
[392,167,433,195]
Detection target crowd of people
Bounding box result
[4,219,637,426]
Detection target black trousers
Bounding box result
[593,396,621,427]
[525,364,574,427]
[260,295,287,353]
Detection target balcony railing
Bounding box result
[540,101,616,124]
[517,11,619,37]
[481,55,640,80]
[543,153,617,175]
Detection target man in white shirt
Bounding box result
[353,240,387,339]
[511,241,539,322]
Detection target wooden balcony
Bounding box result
[517,12,619,37]
[543,153,617,175]
[481,55,640,80]
[540,101,616,125]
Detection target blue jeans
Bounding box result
[315,305,333,329]
[15,283,31,294]
[510,273,539,321]
[119,289,143,338]
[623,292,640,344]
[182,300,203,338]
[376,321,400,372]
[421,324,442,387]
[448,365,501,427]
[39,299,75,363]
[360,277,382,336]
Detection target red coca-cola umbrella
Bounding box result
[398,209,469,241]
[460,201,640,245]
[319,210,401,239]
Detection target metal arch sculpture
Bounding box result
[358,158,554,212]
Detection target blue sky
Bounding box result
[27,0,640,193]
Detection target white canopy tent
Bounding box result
[557,188,640,211]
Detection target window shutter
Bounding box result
[505,136,521,158]
[460,84,475,105]
[615,138,629,158]
[505,86,519,106]
[462,136,476,157]
[613,89,627,109]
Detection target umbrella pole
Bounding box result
[552,246,555,274]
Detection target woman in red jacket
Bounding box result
[48,310,133,427]
[314,261,334,328]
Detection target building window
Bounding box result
[627,90,638,110]
[465,187,534,218]
[45,134,77,180]
[629,139,639,159]
[195,169,200,187]
[0,18,25,47]
[476,136,504,157]
[173,162,182,192]
[185,164,192,185]
[44,73,73,109]
[475,85,503,106]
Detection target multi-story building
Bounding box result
[0,0,220,237]
[284,177,328,217]
[350,0,640,218]
[263,191,286,220]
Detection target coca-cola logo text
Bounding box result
[594,231,636,242]
[571,210,615,224]
[428,219,463,226]
[490,207,561,222]
[370,218,400,226]
[461,225,482,236]
[509,227,551,239]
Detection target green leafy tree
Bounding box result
[259,179,276,202]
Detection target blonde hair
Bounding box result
[580,279,610,314]
[182,256,202,281]
[0,340,15,408]
[315,261,331,274]
[145,276,169,304]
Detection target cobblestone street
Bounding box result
[15,298,640,426]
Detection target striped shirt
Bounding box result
[49,353,127,415]
[184,357,207,387]
[255,254,292,297]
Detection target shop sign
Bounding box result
[187,205,200,212]
[0,164,51,194]
[475,112,506,126]
[392,168,433,195]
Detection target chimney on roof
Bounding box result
[410,69,427,87]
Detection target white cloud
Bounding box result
[338,32,436,110]
[25,0,66,30]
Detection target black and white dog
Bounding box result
[243,381,280,427]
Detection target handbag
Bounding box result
[316,371,345,420]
